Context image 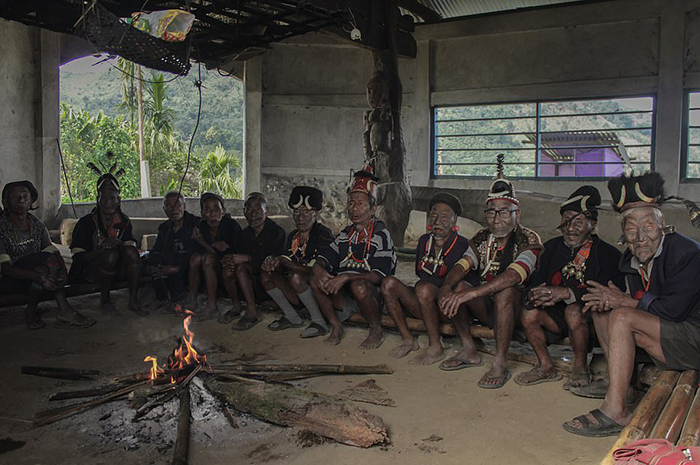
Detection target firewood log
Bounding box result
[206,377,389,448]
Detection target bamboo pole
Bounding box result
[678,383,700,447]
[347,314,495,339]
[34,380,151,427]
[650,370,698,442]
[600,370,681,465]
[171,385,191,465]
[212,363,393,375]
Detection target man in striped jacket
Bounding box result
[311,166,396,349]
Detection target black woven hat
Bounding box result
[560,185,601,220]
[486,154,518,205]
[607,171,665,213]
[200,192,225,210]
[288,186,323,210]
[429,192,462,217]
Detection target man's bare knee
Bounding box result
[288,271,306,291]
[380,276,400,295]
[350,279,371,301]
[202,253,216,269]
[521,309,542,327]
[565,304,586,329]
[415,282,437,303]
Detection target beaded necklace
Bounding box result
[10,216,34,247]
[343,220,374,271]
[289,230,309,260]
[482,234,507,278]
[419,232,459,277]
[561,239,592,284]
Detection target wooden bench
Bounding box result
[601,369,700,464]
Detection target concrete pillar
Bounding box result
[0,22,60,224]
[653,5,685,195]
[243,56,262,195]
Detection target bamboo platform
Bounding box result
[601,369,700,465]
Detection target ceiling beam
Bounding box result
[397,0,441,23]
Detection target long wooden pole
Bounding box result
[171,385,191,465]
[212,363,393,375]
[650,370,698,442]
[600,370,681,465]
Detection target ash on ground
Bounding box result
[48,376,280,455]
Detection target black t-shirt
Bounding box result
[196,215,243,256]
[239,217,286,271]
[151,211,201,258]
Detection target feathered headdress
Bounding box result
[607,171,665,213]
[87,152,125,193]
[486,154,518,206]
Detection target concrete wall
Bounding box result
[0,21,61,224]
[248,0,700,245]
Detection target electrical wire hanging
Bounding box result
[178,61,203,196]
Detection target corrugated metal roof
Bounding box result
[403,0,588,22]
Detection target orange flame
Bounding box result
[167,312,206,383]
[143,355,163,380]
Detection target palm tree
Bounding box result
[199,145,242,199]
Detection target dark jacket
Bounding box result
[528,235,625,303]
[284,221,334,265]
[622,232,700,324]
[196,215,243,256]
[239,217,286,271]
[149,211,201,267]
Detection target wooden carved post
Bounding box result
[363,0,412,247]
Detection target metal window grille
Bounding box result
[433,97,655,179]
[685,92,700,179]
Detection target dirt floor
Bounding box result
[0,259,617,464]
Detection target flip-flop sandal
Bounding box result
[268,317,304,331]
[439,356,485,371]
[514,368,563,386]
[25,318,46,330]
[562,409,624,437]
[570,379,608,398]
[218,311,241,324]
[195,310,220,322]
[564,372,590,391]
[231,316,261,331]
[300,322,329,338]
[477,370,512,389]
[54,314,96,329]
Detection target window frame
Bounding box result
[681,89,700,183]
[431,94,657,181]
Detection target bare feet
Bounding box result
[324,326,345,346]
[410,346,446,366]
[359,327,384,350]
[388,337,419,359]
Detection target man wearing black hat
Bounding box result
[0,181,95,329]
[514,186,624,387]
[260,186,335,337]
[228,192,286,331]
[146,191,201,314]
[439,161,543,388]
[70,173,145,317]
[564,172,700,437]
[312,166,397,349]
[381,192,478,365]
[188,192,243,322]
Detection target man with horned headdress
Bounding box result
[69,165,146,316]
[514,186,624,388]
[439,155,543,388]
[564,172,700,437]
[0,181,95,329]
[381,192,480,365]
[312,166,397,348]
[260,186,335,337]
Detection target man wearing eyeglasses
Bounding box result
[438,173,543,389]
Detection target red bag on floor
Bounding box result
[613,439,700,464]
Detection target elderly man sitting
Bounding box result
[439,165,543,388]
[381,193,478,365]
[311,166,397,349]
[564,172,700,437]
[0,181,94,329]
[261,186,334,337]
[515,186,624,387]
